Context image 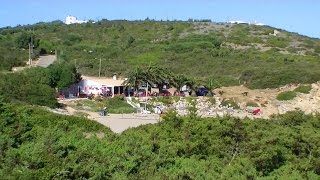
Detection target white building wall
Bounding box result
[65,16,77,25]
[65,15,88,25]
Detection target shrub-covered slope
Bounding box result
[0,103,319,179]
[1,20,320,88]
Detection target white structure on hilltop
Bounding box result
[65,15,88,25]
[228,20,265,26]
[252,20,265,26]
[228,20,248,24]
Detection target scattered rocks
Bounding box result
[138,82,320,119]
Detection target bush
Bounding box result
[153,96,174,105]
[314,45,320,53]
[294,85,312,94]
[207,97,216,105]
[246,101,259,107]
[105,96,136,113]
[221,99,240,109]
[276,91,297,101]
[0,72,58,108]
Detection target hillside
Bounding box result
[1,20,320,88]
[0,20,320,179]
[0,102,319,179]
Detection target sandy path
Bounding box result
[61,103,160,133]
[88,113,160,133]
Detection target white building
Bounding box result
[228,20,265,26]
[253,22,265,26]
[65,15,88,25]
[65,76,125,98]
[228,20,248,24]
[252,20,265,26]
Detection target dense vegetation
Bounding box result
[0,63,80,108]
[0,103,319,179]
[1,19,320,179]
[1,20,320,89]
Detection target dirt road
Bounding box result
[11,55,57,72]
[35,55,56,67]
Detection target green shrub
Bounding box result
[266,37,289,48]
[294,85,312,94]
[221,99,240,109]
[154,96,174,105]
[73,96,135,114]
[0,72,58,108]
[276,91,297,101]
[74,111,89,118]
[314,45,320,53]
[73,99,100,111]
[185,96,197,103]
[105,96,135,113]
[246,101,259,107]
[207,97,216,105]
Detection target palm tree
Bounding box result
[146,65,171,91]
[172,74,186,91]
[205,79,221,96]
[185,77,197,95]
[123,66,145,93]
[145,65,162,86]
[123,65,165,95]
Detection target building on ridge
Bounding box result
[65,15,88,25]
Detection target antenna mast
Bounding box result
[28,28,34,66]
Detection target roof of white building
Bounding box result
[253,23,265,26]
[82,76,125,86]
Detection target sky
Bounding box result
[1,0,319,38]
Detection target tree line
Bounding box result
[0,63,80,108]
[123,64,221,95]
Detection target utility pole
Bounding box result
[145,82,148,111]
[30,29,34,65]
[99,58,102,77]
[28,43,32,66]
[59,50,62,64]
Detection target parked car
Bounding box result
[159,89,171,96]
[196,86,208,96]
[137,89,147,97]
[124,88,134,97]
[174,91,185,97]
